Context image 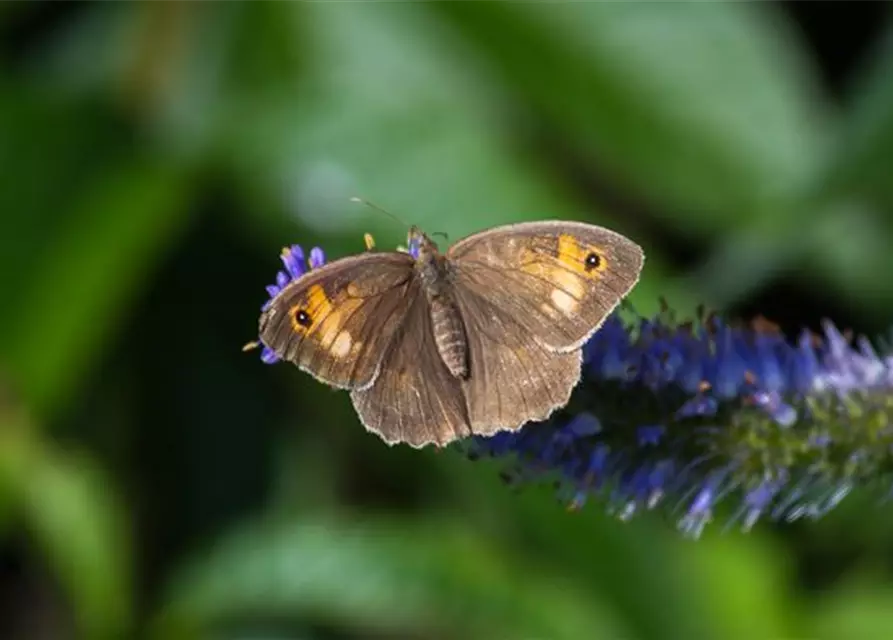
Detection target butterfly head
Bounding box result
[407,226,438,260]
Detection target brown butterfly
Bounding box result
[259,221,644,448]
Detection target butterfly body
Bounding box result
[412,228,470,379]
[259,220,644,448]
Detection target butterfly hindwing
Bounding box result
[452,286,582,434]
[349,290,472,447]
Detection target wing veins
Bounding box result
[281,282,412,388]
[453,263,579,346]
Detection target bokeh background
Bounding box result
[3,2,893,639]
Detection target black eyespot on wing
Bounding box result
[295,309,312,327]
[584,252,601,272]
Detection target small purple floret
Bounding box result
[309,247,326,269]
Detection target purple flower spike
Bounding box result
[460,304,893,538]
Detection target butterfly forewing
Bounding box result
[259,252,417,390]
[447,221,644,352]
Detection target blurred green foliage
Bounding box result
[2,2,893,639]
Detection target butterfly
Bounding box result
[258,221,644,448]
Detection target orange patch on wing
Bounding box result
[289,284,336,335]
[297,284,367,355]
[306,284,331,314]
[556,234,607,277]
[520,248,586,315]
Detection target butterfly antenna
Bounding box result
[349,196,410,228]
[430,231,449,242]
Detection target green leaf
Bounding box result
[827,21,893,210]
[442,456,802,640]
[205,2,822,315]
[218,1,306,96]
[217,4,608,234]
[690,15,893,315]
[0,412,132,640]
[205,3,689,311]
[152,515,627,640]
[811,583,893,640]
[431,2,830,235]
[0,158,192,417]
[689,19,893,314]
[682,535,801,640]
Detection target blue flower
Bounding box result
[467,307,893,537]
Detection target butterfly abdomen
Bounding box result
[415,238,469,380]
[430,297,469,379]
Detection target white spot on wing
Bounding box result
[332,331,353,358]
[551,289,578,313]
[549,270,584,314]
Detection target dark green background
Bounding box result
[2,3,893,639]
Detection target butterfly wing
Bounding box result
[259,252,417,390]
[349,290,472,448]
[447,220,644,352]
[451,287,582,434]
